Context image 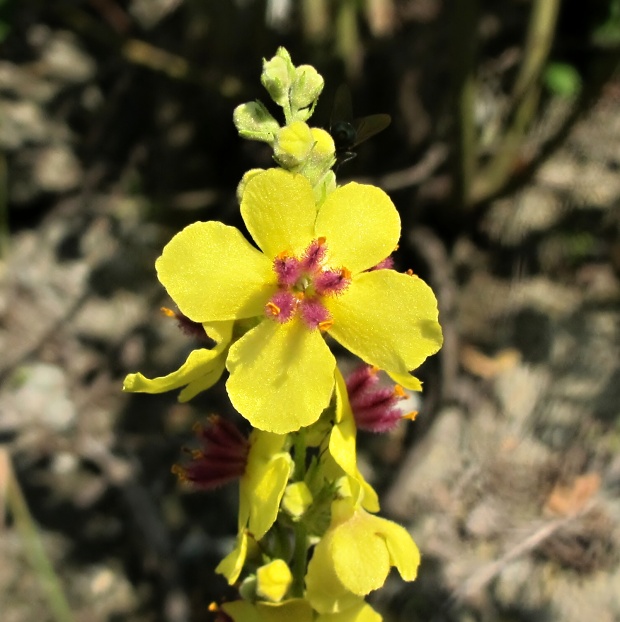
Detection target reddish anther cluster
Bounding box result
[265,238,351,330]
[346,365,411,433]
[172,416,250,489]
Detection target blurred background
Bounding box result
[1,1,620,621]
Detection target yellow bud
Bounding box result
[256,559,293,603]
[274,121,314,168]
[282,481,313,519]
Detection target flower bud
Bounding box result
[273,121,314,169]
[256,559,293,602]
[282,481,313,520]
[261,47,295,107]
[301,127,335,176]
[290,65,324,115]
[233,101,280,143]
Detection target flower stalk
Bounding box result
[123,48,443,621]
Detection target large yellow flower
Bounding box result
[155,169,442,434]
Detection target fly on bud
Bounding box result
[329,84,391,167]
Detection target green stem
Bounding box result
[291,521,308,597]
[470,0,561,205]
[5,455,75,622]
[451,0,480,210]
[290,429,308,595]
[293,428,307,482]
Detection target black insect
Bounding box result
[329,85,391,167]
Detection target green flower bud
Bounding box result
[290,65,324,117]
[261,47,295,107]
[299,127,336,188]
[273,121,314,169]
[233,101,280,143]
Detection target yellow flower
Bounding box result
[216,431,292,586]
[304,497,420,614]
[239,431,292,540]
[123,320,233,401]
[221,597,381,622]
[324,369,379,512]
[222,598,314,622]
[155,169,442,434]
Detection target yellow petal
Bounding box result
[315,183,400,274]
[223,599,314,622]
[316,600,382,622]
[226,319,336,433]
[331,516,391,596]
[326,271,442,375]
[380,517,421,582]
[239,431,291,539]
[386,370,423,392]
[215,529,250,585]
[241,169,317,260]
[122,347,225,402]
[304,530,363,614]
[328,371,379,512]
[156,221,276,322]
[203,319,234,345]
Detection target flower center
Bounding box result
[264,238,351,330]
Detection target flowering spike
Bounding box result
[124,47,444,616]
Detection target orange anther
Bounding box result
[266,301,281,316]
[161,307,176,317]
[318,319,334,332]
[402,411,419,421]
[394,385,406,398]
[406,269,414,276]
[317,236,326,245]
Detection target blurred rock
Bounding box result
[0,101,49,149]
[33,145,82,193]
[2,363,76,433]
[38,30,96,83]
[484,187,565,245]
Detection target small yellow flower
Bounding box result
[222,598,314,622]
[221,597,382,622]
[155,169,442,434]
[216,431,292,585]
[239,431,292,540]
[324,369,379,512]
[305,497,420,614]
